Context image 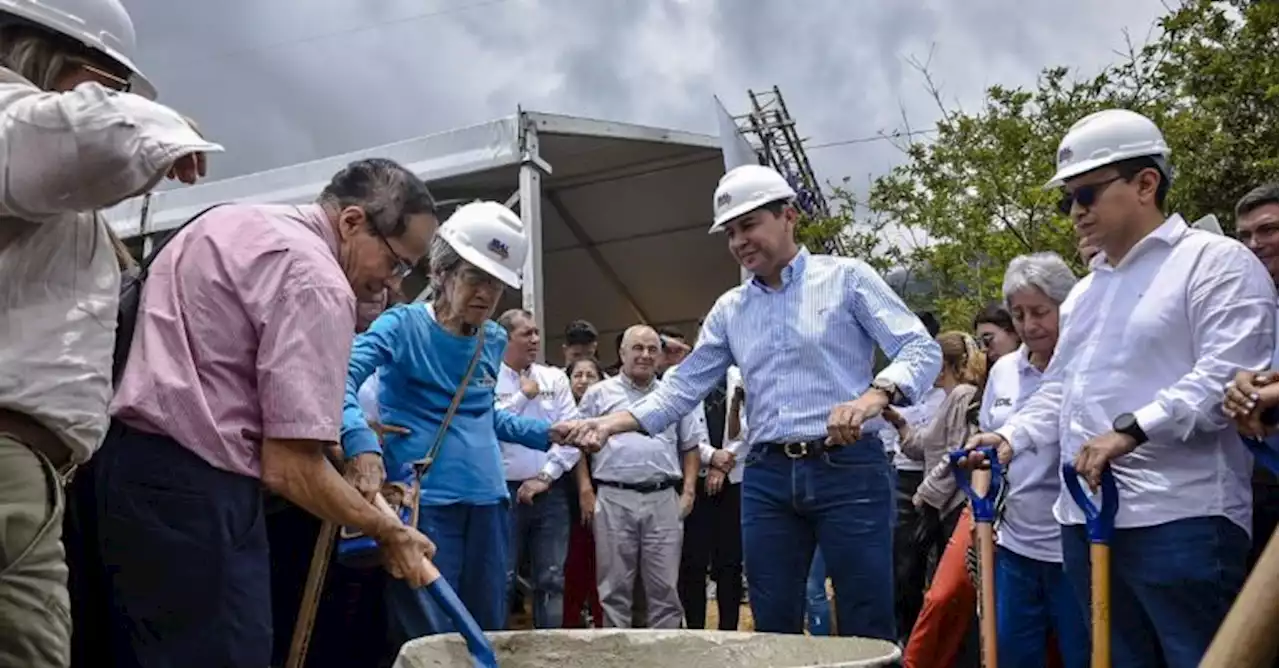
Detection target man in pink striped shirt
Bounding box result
[101,158,439,668]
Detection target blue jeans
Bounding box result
[386,502,510,642]
[506,481,570,629]
[741,438,895,640]
[995,546,1088,668]
[806,549,831,636]
[1061,517,1249,668]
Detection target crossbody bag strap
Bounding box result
[414,324,487,475]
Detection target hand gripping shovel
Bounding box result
[949,447,1005,668]
[1062,464,1118,668]
[372,495,499,668]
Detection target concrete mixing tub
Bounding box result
[394,629,902,668]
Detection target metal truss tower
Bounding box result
[734,85,844,255]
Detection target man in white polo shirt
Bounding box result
[968,109,1276,667]
[495,309,581,629]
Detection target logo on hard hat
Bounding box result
[487,238,510,260]
[1057,146,1074,164]
[716,192,732,210]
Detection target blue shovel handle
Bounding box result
[426,578,499,668]
[1062,463,1119,544]
[948,447,1004,523]
[1241,436,1278,477]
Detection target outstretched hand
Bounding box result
[551,418,612,453]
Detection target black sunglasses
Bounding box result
[1057,175,1126,216]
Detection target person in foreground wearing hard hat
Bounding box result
[340,201,584,643]
[102,159,439,668]
[560,164,942,641]
[0,0,217,665]
[962,109,1276,667]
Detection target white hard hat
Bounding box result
[1046,109,1171,188]
[710,164,797,233]
[0,0,155,99]
[437,201,527,289]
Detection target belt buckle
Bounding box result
[783,441,810,459]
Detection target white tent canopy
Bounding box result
[105,110,740,364]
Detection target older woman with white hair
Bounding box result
[979,252,1087,668]
[340,201,576,643]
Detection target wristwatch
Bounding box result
[535,471,554,485]
[1112,412,1149,446]
[870,378,904,405]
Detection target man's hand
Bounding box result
[706,468,727,495]
[1073,431,1139,490]
[377,524,437,588]
[678,489,695,519]
[167,116,209,185]
[579,487,596,526]
[826,391,890,446]
[345,452,386,502]
[556,418,613,453]
[520,375,540,400]
[958,433,1014,470]
[517,476,551,505]
[709,449,735,472]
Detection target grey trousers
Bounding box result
[0,434,71,668]
[593,485,685,629]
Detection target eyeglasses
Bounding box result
[1057,175,1125,216]
[458,266,503,290]
[369,224,414,279]
[72,60,131,93]
[976,332,995,349]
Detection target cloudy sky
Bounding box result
[125,0,1169,191]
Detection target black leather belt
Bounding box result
[595,478,680,494]
[763,439,842,460]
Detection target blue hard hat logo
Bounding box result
[487,238,510,260]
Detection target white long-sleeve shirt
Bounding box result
[495,362,580,481]
[981,346,1061,562]
[995,215,1277,532]
[0,69,222,462]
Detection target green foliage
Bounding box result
[800,0,1278,332]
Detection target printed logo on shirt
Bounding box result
[993,397,1013,408]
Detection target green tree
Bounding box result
[807,0,1277,331]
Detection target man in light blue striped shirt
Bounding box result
[563,165,941,640]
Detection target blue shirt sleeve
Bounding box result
[630,299,734,435]
[340,307,404,458]
[494,409,552,451]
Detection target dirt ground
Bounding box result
[509,601,757,631]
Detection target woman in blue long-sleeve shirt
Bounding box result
[339,201,561,641]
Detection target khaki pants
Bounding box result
[593,485,684,629]
[0,433,71,668]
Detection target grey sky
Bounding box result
[125,0,1169,190]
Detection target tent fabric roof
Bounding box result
[105,110,740,364]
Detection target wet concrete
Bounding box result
[395,629,902,668]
